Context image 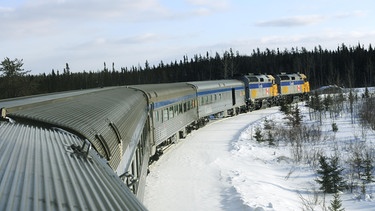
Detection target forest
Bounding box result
[0,43,374,99]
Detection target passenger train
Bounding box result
[0,72,309,210]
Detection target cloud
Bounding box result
[258,30,375,48]
[118,33,163,44]
[256,11,368,28]
[256,15,326,27]
[0,6,14,13]
[333,10,367,19]
[0,0,171,39]
[186,0,230,16]
[186,0,229,9]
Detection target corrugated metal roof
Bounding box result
[0,87,118,110]
[187,80,244,90]
[130,83,195,103]
[6,87,148,170]
[0,122,147,211]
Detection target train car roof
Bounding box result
[276,72,304,81]
[243,74,273,82]
[187,80,244,91]
[130,83,195,103]
[0,122,147,211]
[4,87,148,172]
[0,87,118,110]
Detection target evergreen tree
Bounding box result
[363,87,370,98]
[363,152,373,183]
[328,192,345,211]
[284,104,303,127]
[0,57,32,98]
[316,156,346,193]
[332,122,338,132]
[348,90,355,124]
[316,155,333,193]
[253,127,264,143]
[330,156,346,193]
[279,99,291,115]
[292,104,303,127]
[266,130,275,146]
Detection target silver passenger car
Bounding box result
[130,83,197,155]
[0,86,150,210]
[188,80,246,119]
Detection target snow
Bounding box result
[144,90,375,211]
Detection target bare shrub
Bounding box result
[298,187,321,211]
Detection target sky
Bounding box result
[1,0,375,74]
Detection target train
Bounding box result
[0,72,309,210]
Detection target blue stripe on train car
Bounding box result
[154,94,196,109]
[249,82,273,89]
[197,86,244,96]
[280,80,304,86]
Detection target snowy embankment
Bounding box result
[144,100,375,211]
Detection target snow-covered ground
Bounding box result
[144,91,375,211]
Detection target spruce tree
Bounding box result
[316,156,346,194]
[330,156,346,193]
[328,192,345,211]
[292,104,303,127]
[363,152,373,183]
[253,127,264,143]
[364,87,370,98]
[279,98,291,115]
[316,155,333,193]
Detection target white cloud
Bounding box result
[0,0,176,43]
[333,10,367,19]
[0,6,14,13]
[186,0,229,8]
[256,10,368,28]
[256,15,326,27]
[185,0,230,15]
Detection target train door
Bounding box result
[232,88,236,106]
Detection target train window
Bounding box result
[163,109,168,122]
[136,148,141,173]
[201,97,204,105]
[215,94,217,101]
[154,110,159,122]
[292,77,295,80]
[260,78,264,82]
[169,106,174,118]
[174,105,178,116]
[183,102,187,112]
[210,95,213,102]
[280,75,289,80]
[179,104,183,113]
[249,77,258,82]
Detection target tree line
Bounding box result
[1,43,375,99]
